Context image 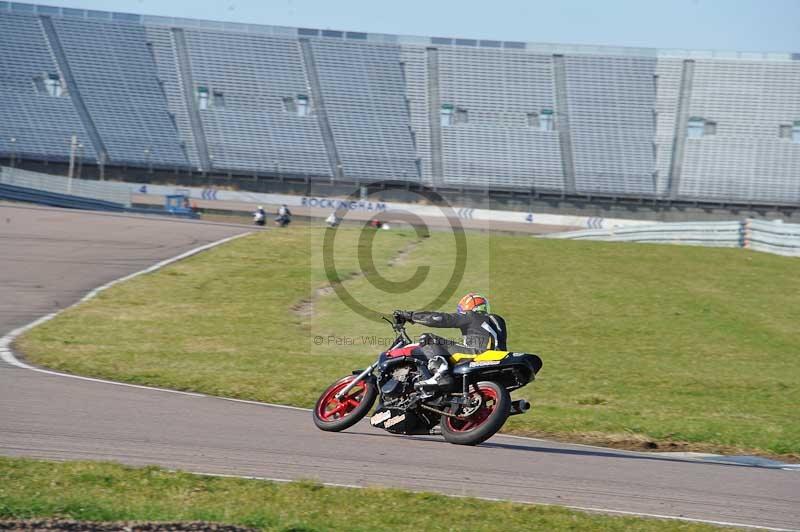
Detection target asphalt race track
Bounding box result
[1,204,799,531]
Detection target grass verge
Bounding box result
[17,225,800,459]
[0,457,722,531]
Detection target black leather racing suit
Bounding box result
[407,310,507,360]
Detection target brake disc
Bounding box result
[459,394,483,417]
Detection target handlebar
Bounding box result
[383,314,412,342]
[383,316,404,330]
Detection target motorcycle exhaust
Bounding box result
[509,399,531,416]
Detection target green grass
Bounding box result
[0,456,722,531]
[17,226,800,458]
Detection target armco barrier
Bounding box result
[0,182,128,212]
[746,219,800,257]
[546,220,800,257]
[0,166,132,206]
[0,181,197,218]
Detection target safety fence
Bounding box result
[545,220,800,257]
[0,167,199,218]
[0,181,129,212]
[1,167,654,229]
[131,183,654,229]
[745,219,800,257]
[0,166,132,207]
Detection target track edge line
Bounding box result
[182,469,796,532]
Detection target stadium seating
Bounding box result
[144,26,205,171]
[653,57,684,196]
[0,12,96,162]
[436,47,564,190]
[309,39,419,181]
[51,17,188,168]
[180,29,332,176]
[564,55,658,195]
[1,3,798,204]
[679,60,800,202]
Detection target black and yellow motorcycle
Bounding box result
[312,314,542,446]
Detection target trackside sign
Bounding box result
[131,182,654,229]
[301,197,386,212]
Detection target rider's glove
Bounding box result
[393,310,414,323]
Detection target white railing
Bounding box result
[746,219,800,257]
[546,219,800,257]
[0,167,132,207]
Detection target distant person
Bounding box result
[325,211,340,228]
[369,219,390,230]
[253,205,266,226]
[275,204,291,227]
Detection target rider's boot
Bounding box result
[415,356,453,393]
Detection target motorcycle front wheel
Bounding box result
[440,380,510,446]
[312,375,377,432]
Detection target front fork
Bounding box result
[335,361,378,400]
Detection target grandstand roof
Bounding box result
[3,1,797,61]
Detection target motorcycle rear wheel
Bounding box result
[313,375,377,432]
[440,380,510,446]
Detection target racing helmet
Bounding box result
[456,292,490,314]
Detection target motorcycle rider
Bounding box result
[253,205,266,226]
[325,211,339,228]
[394,292,506,392]
[275,204,292,227]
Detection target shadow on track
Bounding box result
[344,429,764,470]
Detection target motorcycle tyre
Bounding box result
[440,380,510,446]
[312,376,377,432]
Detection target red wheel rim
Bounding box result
[316,377,368,422]
[445,385,499,432]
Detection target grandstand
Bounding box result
[1,2,799,208]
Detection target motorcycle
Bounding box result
[312,313,543,446]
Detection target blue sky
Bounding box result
[37,0,800,52]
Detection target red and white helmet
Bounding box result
[456,292,490,314]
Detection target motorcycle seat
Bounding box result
[451,350,543,376]
[450,350,509,363]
